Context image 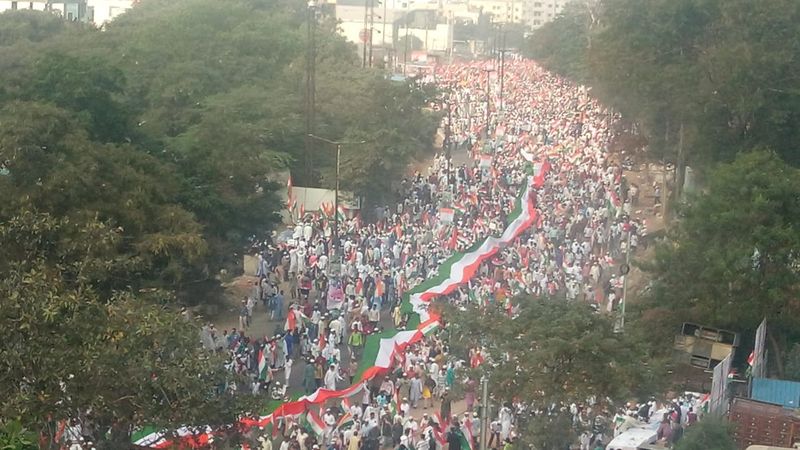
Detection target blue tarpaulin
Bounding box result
[751,378,800,409]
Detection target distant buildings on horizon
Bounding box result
[330,0,571,59]
[0,0,137,27]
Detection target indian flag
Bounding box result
[698,393,710,414]
[335,412,354,431]
[304,410,326,437]
[440,208,455,224]
[419,319,440,336]
[461,421,475,450]
[389,387,400,416]
[606,189,621,216]
[337,205,347,222]
[258,348,268,381]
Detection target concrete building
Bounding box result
[334,0,454,60]
[468,0,525,24]
[525,0,570,28]
[0,0,136,26]
[459,0,570,28]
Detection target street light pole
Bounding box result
[307,134,366,268]
[479,376,489,450]
[482,68,494,136]
[498,48,509,111]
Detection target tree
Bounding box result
[674,418,737,450]
[0,0,437,293]
[0,9,76,46]
[641,150,800,376]
[524,2,594,82]
[445,297,661,407]
[444,298,662,447]
[0,421,37,450]
[0,211,255,447]
[0,101,207,293]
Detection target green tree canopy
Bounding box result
[640,150,800,376]
[444,297,662,447]
[0,0,437,296]
[525,0,800,173]
[445,297,661,406]
[674,418,737,450]
[0,211,254,447]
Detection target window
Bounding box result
[534,11,541,16]
[11,1,18,10]
[534,2,541,6]
[533,19,541,25]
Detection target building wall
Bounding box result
[0,0,135,26]
[88,0,135,26]
[525,0,569,28]
[0,1,59,14]
[336,2,452,53]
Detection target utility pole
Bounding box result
[497,48,509,112]
[403,7,410,75]
[307,135,366,266]
[304,0,317,182]
[381,0,387,48]
[479,376,489,450]
[482,68,494,136]
[368,0,375,67]
[362,0,369,67]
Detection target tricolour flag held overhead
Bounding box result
[258,349,268,381]
[439,208,455,224]
[335,412,354,431]
[304,410,326,437]
[419,319,439,336]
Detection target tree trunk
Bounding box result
[768,331,785,378]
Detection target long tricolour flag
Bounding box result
[406,180,541,323]
[134,152,550,448]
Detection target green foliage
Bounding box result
[528,0,800,170]
[0,421,37,450]
[0,212,255,443]
[446,298,661,406]
[0,0,436,293]
[0,101,207,291]
[642,151,800,374]
[0,0,436,441]
[0,9,74,46]
[524,3,592,82]
[674,418,736,450]
[782,343,800,382]
[520,413,576,450]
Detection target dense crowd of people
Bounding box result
[197,57,650,450]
